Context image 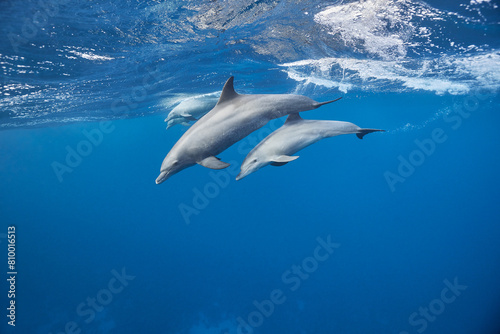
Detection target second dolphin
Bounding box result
[237,114,384,180]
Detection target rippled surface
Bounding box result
[1,2,500,334]
[0,0,498,128]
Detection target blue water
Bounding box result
[1,0,500,333]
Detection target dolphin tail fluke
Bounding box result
[356,129,385,140]
[313,97,342,108]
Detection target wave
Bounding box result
[0,0,498,129]
[277,0,499,95]
[280,51,500,95]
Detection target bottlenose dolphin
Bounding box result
[236,114,384,180]
[164,92,219,129]
[156,77,340,184]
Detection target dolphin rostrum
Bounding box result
[156,77,341,184]
[236,114,384,180]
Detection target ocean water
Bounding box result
[1,0,499,333]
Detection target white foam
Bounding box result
[294,0,500,94]
[470,0,491,5]
[312,0,489,61]
[314,0,424,60]
[280,51,500,95]
[285,70,353,93]
[68,50,114,61]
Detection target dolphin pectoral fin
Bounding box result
[198,156,230,170]
[285,113,303,124]
[270,155,299,166]
[185,115,197,121]
[356,129,385,139]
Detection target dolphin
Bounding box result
[164,92,219,129]
[156,77,341,184]
[236,114,384,180]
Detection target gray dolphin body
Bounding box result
[156,77,340,184]
[237,114,384,180]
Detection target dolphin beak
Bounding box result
[155,171,169,184]
[235,171,247,181]
[164,113,175,122]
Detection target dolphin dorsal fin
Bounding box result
[285,113,303,124]
[217,77,239,105]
